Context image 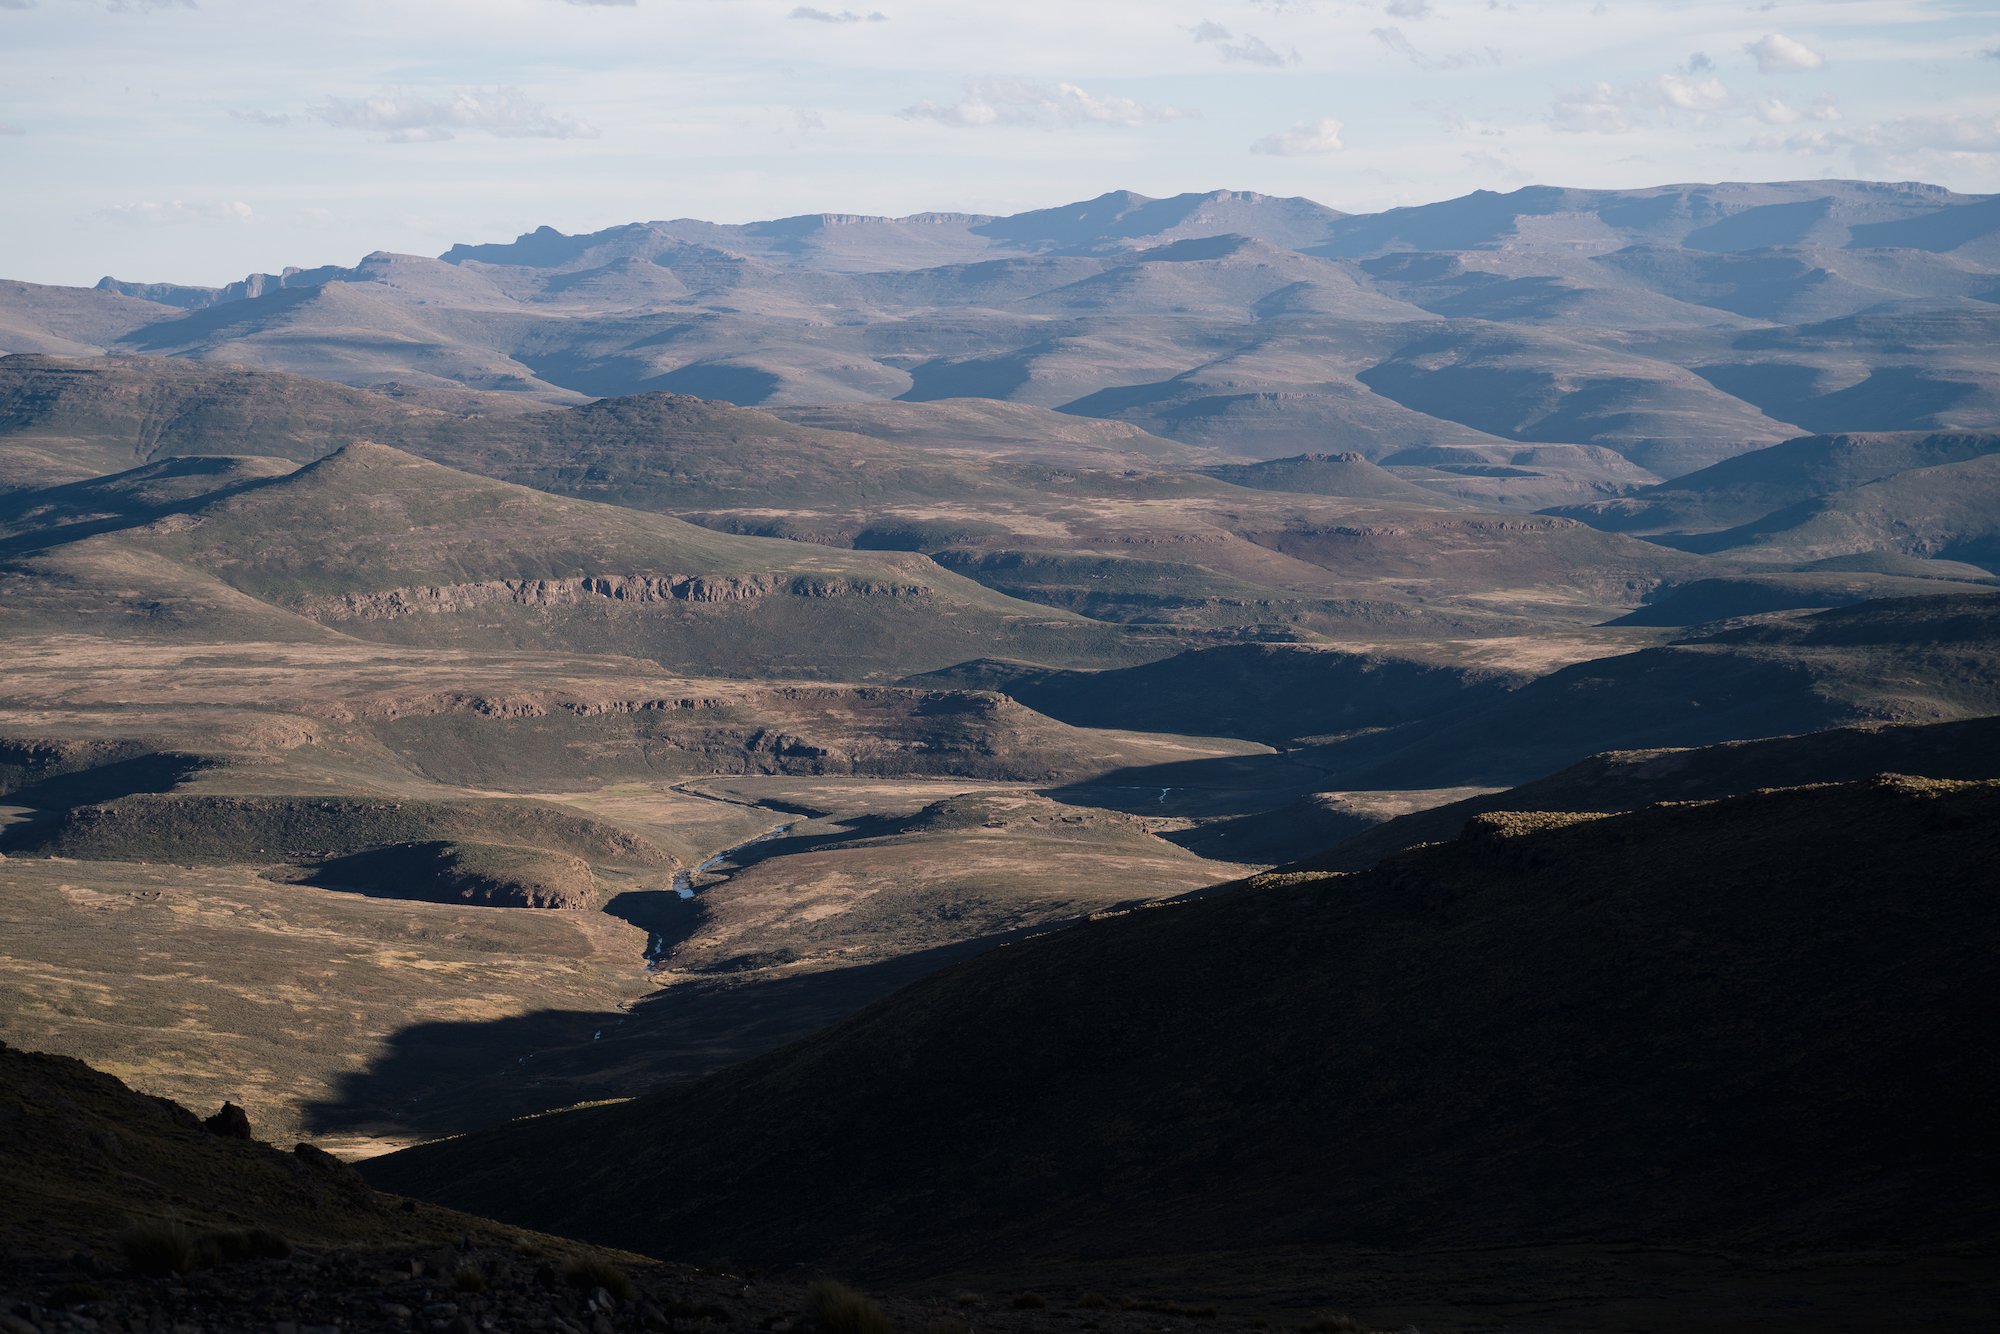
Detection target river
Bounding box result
[642,820,795,970]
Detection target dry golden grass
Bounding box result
[0,856,651,1153]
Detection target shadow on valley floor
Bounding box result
[1040,748,1354,820]
[302,932,1028,1147]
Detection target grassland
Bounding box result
[0,856,652,1155]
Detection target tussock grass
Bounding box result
[118,1219,296,1276]
[117,1219,198,1276]
[563,1256,636,1304]
[806,1279,892,1334]
[1303,1314,1361,1333]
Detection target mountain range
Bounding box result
[5,180,1995,494]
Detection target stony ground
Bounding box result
[0,1242,1343,1334]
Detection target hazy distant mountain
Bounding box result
[1310,179,1983,258]
[0,180,1992,488]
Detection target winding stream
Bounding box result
[642,820,795,970]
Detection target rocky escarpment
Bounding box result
[297,573,936,621]
[2,794,673,869]
[334,685,1104,785]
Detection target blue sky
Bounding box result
[2,0,1997,286]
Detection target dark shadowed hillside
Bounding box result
[909,642,1524,746]
[1306,712,2000,870]
[1292,592,2000,788]
[1551,429,2000,538]
[367,776,2000,1309]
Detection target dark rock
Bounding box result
[201,1102,251,1140]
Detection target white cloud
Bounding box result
[0,121,23,135]
[0,1,36,10]
[102,199,254,225]
[1190,20,1293,66]
[1754,111,2000,158]
[562,0,636,5]
[1754,96,1801,125]
[1648,73,1729,112]
[229,108,294,126]
[1552,73,1728,133]
[1746,33,1826,74]
[1251,116,1344,155]
[1384,0,1431,18]
[900,79,1186,129]
[310,87,598,142]
[1369,25,1488,70]
[789,6,887,21]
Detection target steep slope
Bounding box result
[1358,324,1798,475]
[0,352,484,478]
[1677,452,2000,569]
[1308,712,2000,870]
[1553,428,2000,536]
[0,454,298,553]
[1697,307,2000,434]
[0,1041,499,1261]
[910,642,1522,746]
[0,282,184,358]
[367,777,2000,1289]
[1609,570,1994,626]
[1297,592,2000,788]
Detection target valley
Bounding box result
[3,176,1998,1333]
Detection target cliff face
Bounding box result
[297,573,936,620]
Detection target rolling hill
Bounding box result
[0,441,1129,679]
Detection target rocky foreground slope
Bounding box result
[0,1043,1322,1334]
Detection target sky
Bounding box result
[2,0,1997,287]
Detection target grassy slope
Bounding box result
[6,441,1133,678]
